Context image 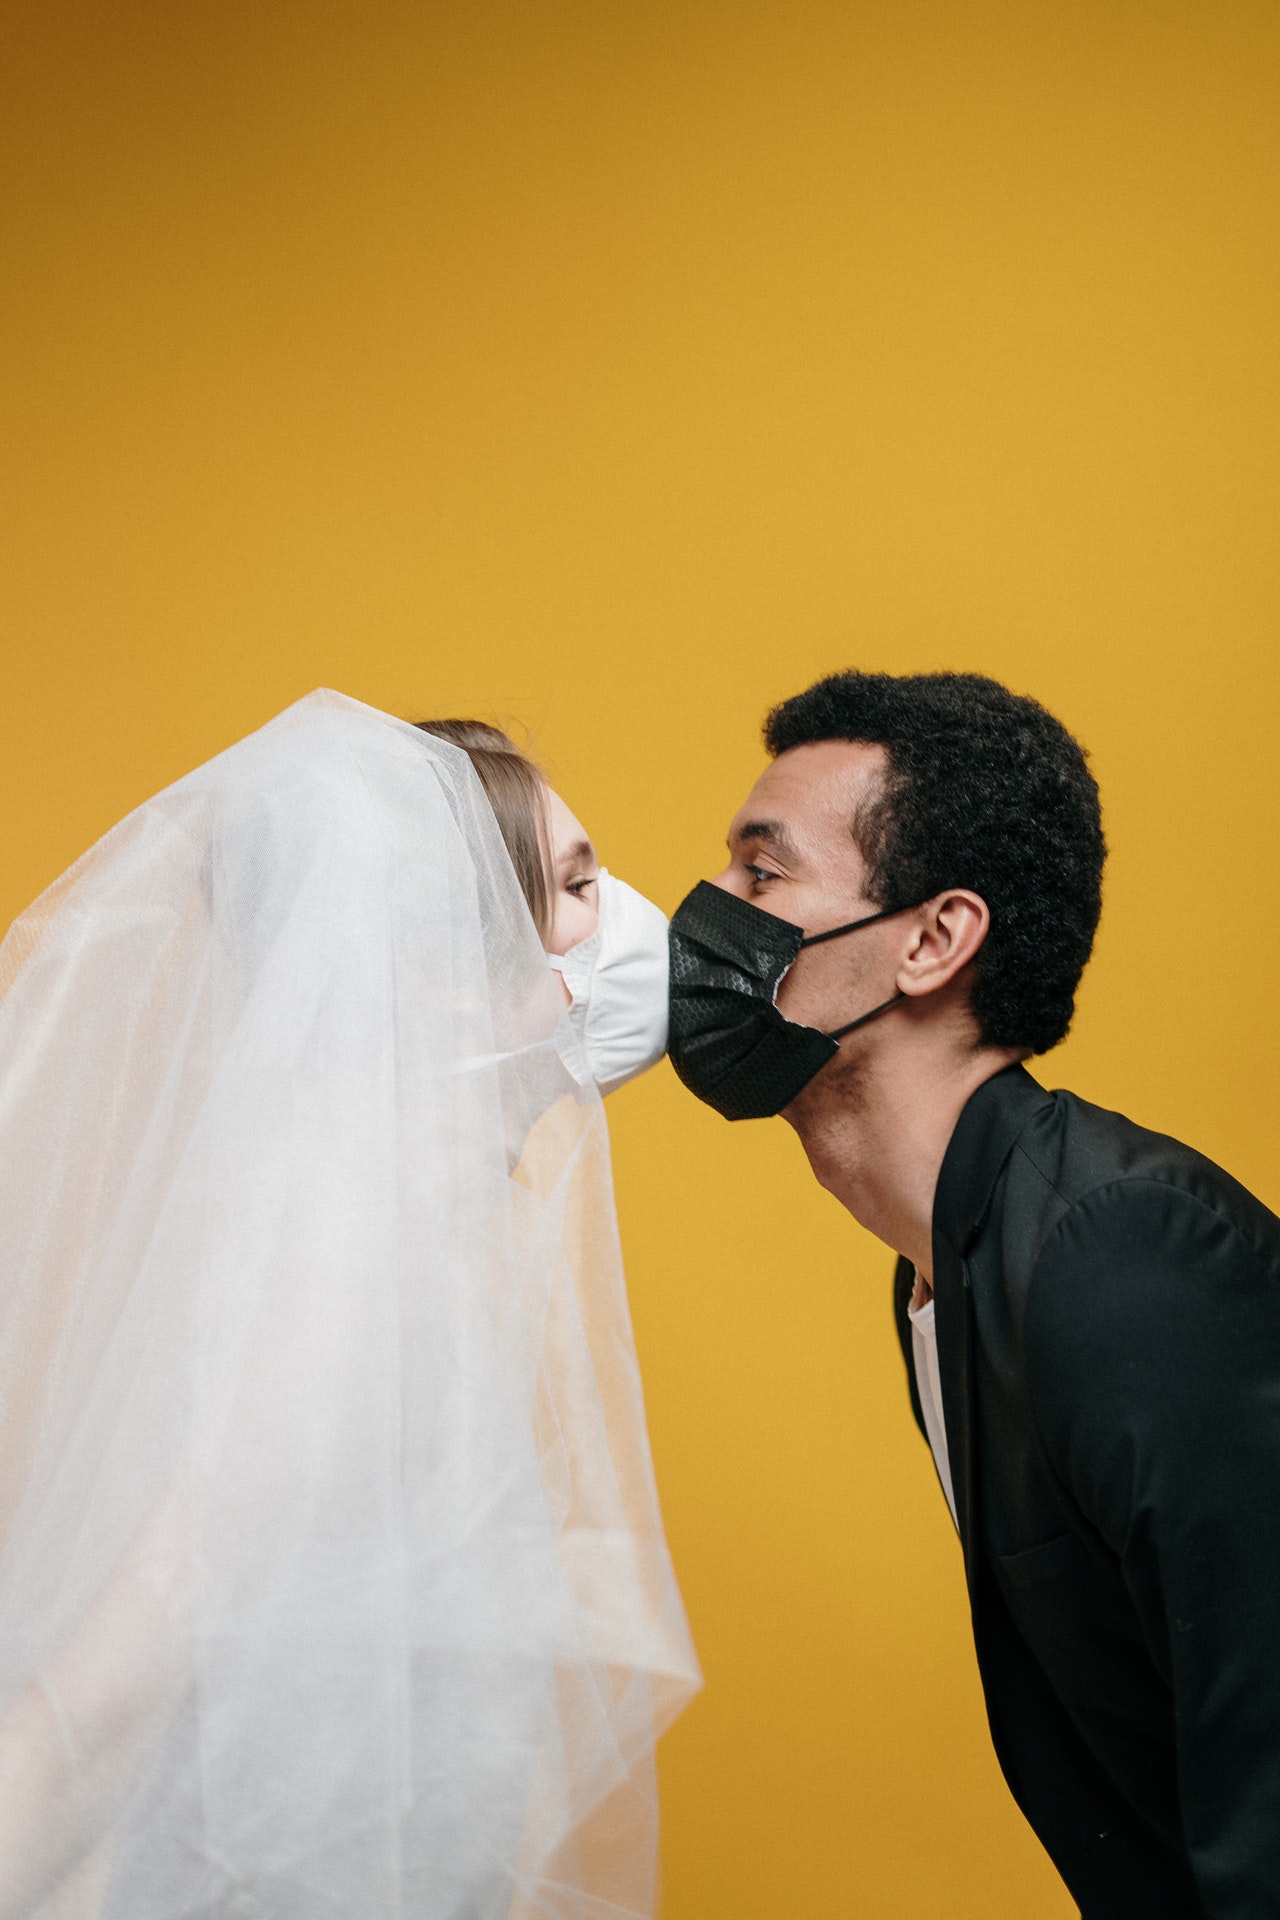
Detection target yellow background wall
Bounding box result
[3,4,1279,1914]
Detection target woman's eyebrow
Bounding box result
[557,838,596,872]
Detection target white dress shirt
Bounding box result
[907,1278,958,1530]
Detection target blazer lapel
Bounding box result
[893,1256,928,1444]
[929,1064,1055,1589]
[931,1234,978,1578]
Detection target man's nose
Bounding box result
[708,862,750,898]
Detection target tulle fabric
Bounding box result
[0,691,699,1920]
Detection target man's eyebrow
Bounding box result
[556,838,596,871]
[731,819,799,860]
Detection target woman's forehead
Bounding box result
[546,788,594,866]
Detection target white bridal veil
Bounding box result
[0,691,699,1920]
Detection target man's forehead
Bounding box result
[731,740,886,846]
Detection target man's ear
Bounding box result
[895,891,990,999]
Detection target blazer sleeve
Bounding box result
[1024,1178,1280,1915]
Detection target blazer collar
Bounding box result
[933,1063,1053,1259]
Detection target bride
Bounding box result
[0,691,698,1920]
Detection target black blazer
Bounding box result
[894,1064,1280,1918]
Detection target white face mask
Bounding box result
[548,869,669,1096]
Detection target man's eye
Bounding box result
[747,864,775,884]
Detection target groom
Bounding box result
[668,670,1280,1918]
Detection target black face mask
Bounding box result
[667,880,918,1122]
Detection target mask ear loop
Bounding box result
[798,901,922,948]
[797,899,928,1041]
[827,992,904,1042]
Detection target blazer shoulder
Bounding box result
[1013,1090,1280,1283]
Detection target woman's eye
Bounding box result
[567,876,598,897]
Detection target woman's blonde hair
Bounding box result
[413,719,553,942]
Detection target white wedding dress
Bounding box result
[0,691,698,1920]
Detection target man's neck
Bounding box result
[784,1036,1023,1282]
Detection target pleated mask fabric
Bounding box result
[0,690,699,1920]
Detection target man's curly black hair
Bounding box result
[764,671,1105,1055]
